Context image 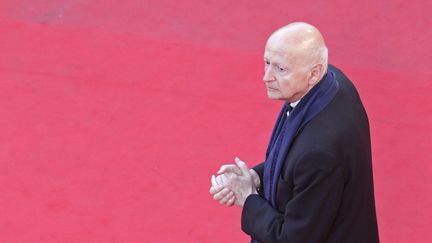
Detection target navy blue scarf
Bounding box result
[262,71,339,208]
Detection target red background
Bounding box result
[0,0,431,242]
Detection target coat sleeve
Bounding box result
[241,151,344,243]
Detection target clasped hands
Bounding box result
[209,157,260,208]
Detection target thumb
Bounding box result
[235,157,250,175]
[249,169,261,188]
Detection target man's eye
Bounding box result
[279,67,285,72]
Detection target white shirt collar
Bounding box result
[290,100,300,108]
[287,100,301,117]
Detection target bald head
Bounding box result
[266,22,328,76]
[262,22,329,102]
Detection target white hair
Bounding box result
[305,44,328,77]
[319,45,328,75]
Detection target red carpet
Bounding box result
[0,0,431,242]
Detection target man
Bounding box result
[209,22,379,243]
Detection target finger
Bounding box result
[211,175,219,186]
[226,195,236,207]
[216,174,223,185]
[224,191,235,206]
[219,174,227,186]
[210,185,223,195]
[235,157,250,175]
[209,185,223,195]
[217,164,242,175]
[249,169,261,187]
[249,169,258,178]
[219,191,234,205]
[213,188,231,201]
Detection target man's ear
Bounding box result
[308,64,324,85]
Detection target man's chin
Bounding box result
[266,93,280,100]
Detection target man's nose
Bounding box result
[263,67,275,82]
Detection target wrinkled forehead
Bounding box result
[264,38,302,63]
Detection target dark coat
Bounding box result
[242,65,379,243]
